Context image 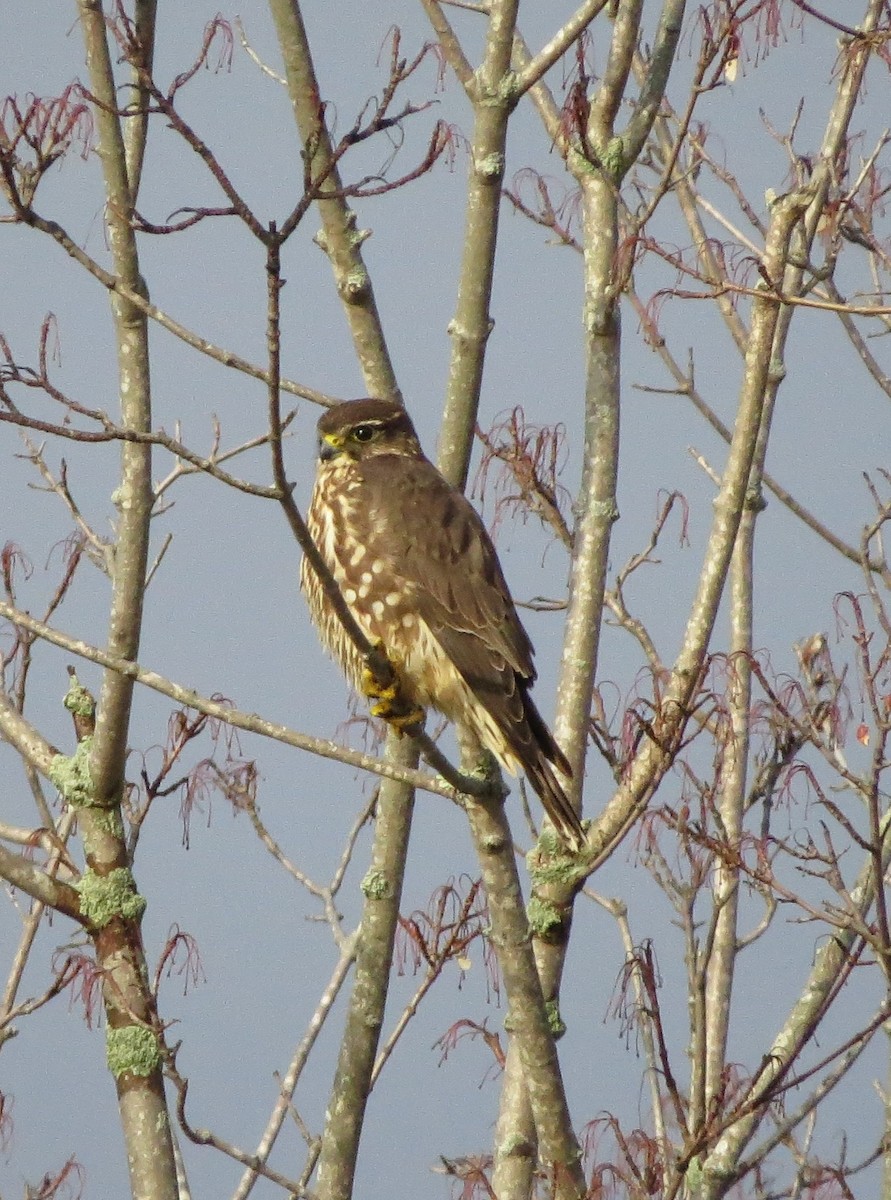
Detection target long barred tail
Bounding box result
[520,693,585,849]
[524,755,585,849]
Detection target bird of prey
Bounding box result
[300,398,584,849]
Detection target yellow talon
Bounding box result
[361,644,424,733]
[361,667,398,703]
[370,700,425,732]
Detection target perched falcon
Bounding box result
[301,398,584,849]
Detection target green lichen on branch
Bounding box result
[90,807,125,840]
[106,1024,161,1078]
[504,997,565,1039]
[76,867,146,929]
[361,869,391,899]
[544,999,566,1039]
[49,737,95,808]
[526,831,583,884]
[63,671,95,720]
[526,894,563,938]
[475,151,505,179]
[343,267,369,300]
[601,136,626,180]
[685,1158,704,1191]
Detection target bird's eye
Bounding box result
[353,424,376,442]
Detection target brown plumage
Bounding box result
[300,398,584,849]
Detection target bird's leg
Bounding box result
[361,642,425,735]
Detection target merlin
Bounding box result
[301,398,584,849]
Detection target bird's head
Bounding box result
[316,398,423,463]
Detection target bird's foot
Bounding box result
[370,699,426,733]
[361,644,425,735]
